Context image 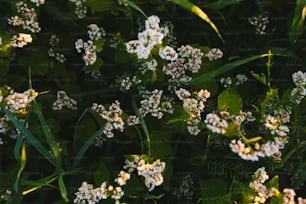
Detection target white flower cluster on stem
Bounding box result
[139,89,174,119]
[8,1,41,33]
[48,35,66,63]
[69,0,87,19]
[176,88,210,135]
[52,91,77,111]
[123,156,166,191]
[75,24,105,67]
[91,100,139,146]
[126,15,168,59]
[290,71,306,104]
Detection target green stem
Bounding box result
[131,98,151,156]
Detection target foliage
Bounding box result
[0,0,306,203]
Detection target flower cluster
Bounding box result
[139,89,174,119]
[69,0,87,19]
[176,88,210,135]
[124,155,166,191]
[162,45,203,85]
[8,1,41,33]
[220,74,248,88]
[91,100,139,146]
[52,91,77,111]
[48,35,66,63]
[118,75,142,92]
[206,48,223,61]
[248,15,269,35]
[204,112,228,134]
[172,174,194,200]
[283,188,306,204]
[139,59,158,74]
[74,181,124,204]
[248,167,279,204]
[75,24,105,78]
[247,168,306,204]
[230,136,288,161]
[3,88,38,113]
[10,33,32,48]
[0,189,11,201]
[290,71,306,104]
[29,0,45,6]
[125,15,168,59]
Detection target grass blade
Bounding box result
[14,142,27,193]
[131,98,151,156]
[0,104,56,166]
[13,133,24,163]
[289,0,306,44]
[189,53,271,85]
[72,128,104,168]
[118,0,147,17]
[171,0,224,43]
[32,100,62,166]
[58,175,69,202]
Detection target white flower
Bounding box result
[204,113,228,134]
[292,71,306,87]
[52,91,77,110]
[206,48,223,61]
[159,46,178,61]
[11,33,32,48]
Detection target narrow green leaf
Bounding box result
[14,142,27,193]
[58,175,69,203]
[118,0,147,17]
[189,53,270,85]
[251,71,267,86]
[131,98,151,156]
[289,0,306,44]
[13,134,24,163]
[72,128,104,168]
[171,0,224,43]
[32,100,62,166]
[244,136,263,144]
[0,104,56,166]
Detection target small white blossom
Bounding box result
[159,46,178,61]
[10,33,32,48]
[206,48,223,61]
[52,91,77,111]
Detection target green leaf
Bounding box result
[199,178,228,197]
[0,59,10,78]
[13,134,24,163]
[72,128,104,168]
[32,100,62,166]
[93,160,110,185]
[118,0,147,17]
[289,0,306,44]
[14,142,27,193]
[189,53,270,85]
[203,0,243,10]
[218,88,242,114]
[86,0,117,12]
[251,71,267,86]
[0,104,56,166]
[170,0,224,43]
[150,131,172,159]
[58,175,69,202]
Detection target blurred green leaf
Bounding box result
[203,0,243,10]
[289,0,306,44]
[199,178,228,197]
[0,59,10,78]
[93,160,110,185]
[150,131,172,159]
[170,0,224,43]
[218,88,242,114]
[87,0,117,12]
[13,142,26,193]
